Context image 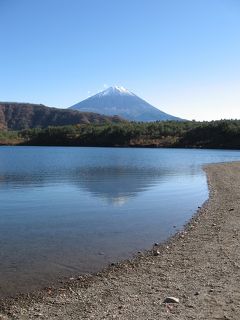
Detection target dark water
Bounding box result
[0,147,240,297]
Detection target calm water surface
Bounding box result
[0,146,240,296]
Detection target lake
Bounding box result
[0,146,240,297]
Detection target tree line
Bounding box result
[13,119,240,149]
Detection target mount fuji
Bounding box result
[69,86,182,122]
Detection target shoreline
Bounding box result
[1,143,240,150]
[1,161,240,319]
[1,144,240,152]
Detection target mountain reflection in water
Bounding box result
[0,166,174,206]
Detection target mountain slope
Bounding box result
[70,86,182,122]
[0,102,123,130]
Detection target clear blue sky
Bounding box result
[0,0,239,120]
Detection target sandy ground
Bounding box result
[1,161,240,319]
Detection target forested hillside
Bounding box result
[16,120,240,149]
[0,103,124,130]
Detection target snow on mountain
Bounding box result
[69,86,183,122]
[100,86,135,96]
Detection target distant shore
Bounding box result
[1,143,240,150]
[1,119,240,149]
[1,162,240,319]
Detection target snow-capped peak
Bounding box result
[98,86,135,97]
[70,86,183,121]
[112,86,131,94]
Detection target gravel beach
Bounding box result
[1,161,240,319]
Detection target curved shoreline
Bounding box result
[1,161,240,319]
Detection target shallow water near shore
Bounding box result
[0,147,240,297]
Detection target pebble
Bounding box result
[154,250,160,256]
[34,313,43,317]
[163,296,179,304]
